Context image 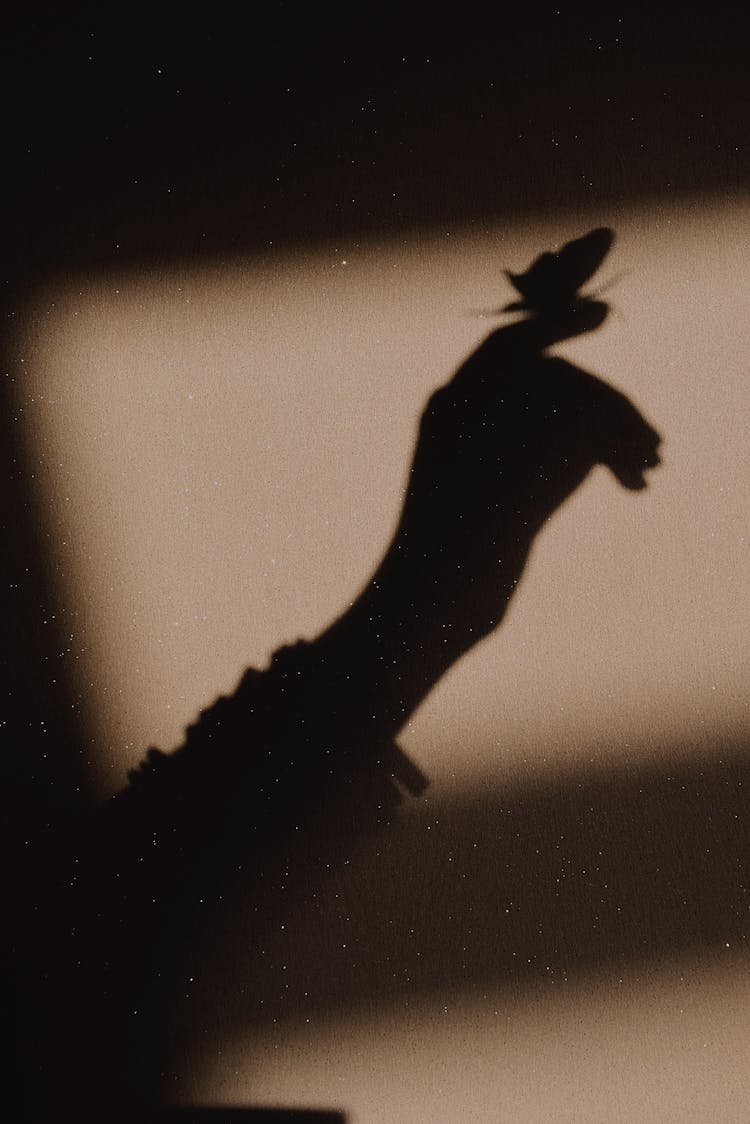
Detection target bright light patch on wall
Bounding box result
[200,952,750,1124]
[11,195,750,796]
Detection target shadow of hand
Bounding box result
[390,299,661,647]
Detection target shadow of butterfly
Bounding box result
[503,227,614,313]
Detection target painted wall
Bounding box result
[11,192,750,1119]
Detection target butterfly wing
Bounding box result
[505,227,614,311]
[556,227,614,293]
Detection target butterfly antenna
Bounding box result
[589,269,630,323]
[588,268,629,299]
[465,306,507,319]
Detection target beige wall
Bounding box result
[13,193,750,1118]
[204,954,750,1123]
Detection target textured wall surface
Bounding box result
[5,10,750,1122]
[12,195,750,1120]
[14,197,750,787]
